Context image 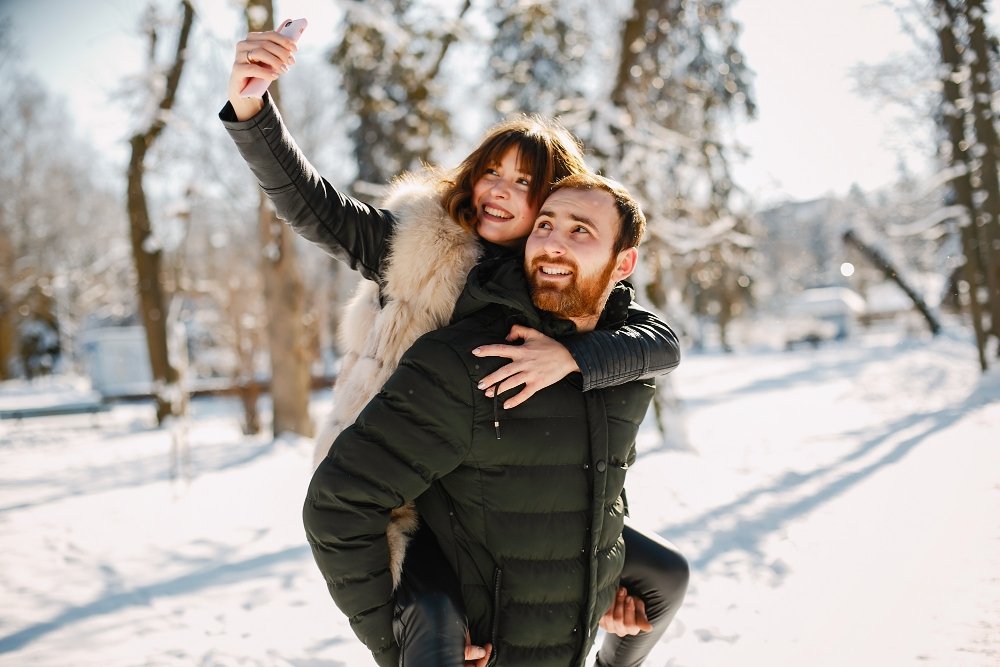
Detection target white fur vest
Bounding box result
[311,174,483,585]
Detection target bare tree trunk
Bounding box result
[717,282,736,353]
[610,0,654,109]
[0,295,14,379]
[843,229,942,335]
[961,223,989,370]
[934,0,991,368]
[238,378,262,435]
[126,0,195,424]
[257,192,314,437]
[964,0,1000,345]
[246,0,314,438]
[0,225,13,379]
[227,282,263,435]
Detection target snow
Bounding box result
[0,376,101,412]
[1,324,998,666]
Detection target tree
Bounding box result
[932,0,989,367]
[478,0,757,430]
[245,0,314,438]
[930,0,1000,368]
[843,228,943,335]
[851,1,998,367]
[963,0,1000,343]
[486,0,591,117]
[484,0,754,441]
[0,18,15,378]
[126,0,195,423]
[330,0,470,186]
[598,0,755,440]
[570,0,757,348]
[0,20,131,380]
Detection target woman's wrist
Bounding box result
[230,96,265,121]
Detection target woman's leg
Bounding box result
[393,520,468,666]
[596,524,690,667]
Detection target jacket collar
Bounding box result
[596,280,635,329]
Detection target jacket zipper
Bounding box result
[487,568,503,666]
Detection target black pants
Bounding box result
[392,522,689,667]
[594,526,689,667]
[393,522,468,666]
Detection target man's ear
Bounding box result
[613,247,638,281]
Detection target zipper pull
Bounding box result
[492,382,502,439]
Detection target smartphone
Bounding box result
[239,18,308,99]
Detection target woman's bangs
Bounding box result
[515,136,555,205]
[476,134,520,175]
[472,129,560,205]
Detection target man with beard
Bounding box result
[304,174,681,667]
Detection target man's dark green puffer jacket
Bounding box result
[303,256,656,667]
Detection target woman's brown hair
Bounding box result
[440,115,588,235]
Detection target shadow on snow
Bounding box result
[0,437,280,515]
[0,544,312,653]
[678,343,899,412]
[658,378,993,577]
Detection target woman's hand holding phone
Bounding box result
[227,18,306,120]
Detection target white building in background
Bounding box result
[783,286,867,348]
[80,327,153,398]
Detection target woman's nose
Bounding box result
[491,179,510,198]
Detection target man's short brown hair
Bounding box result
[548,173,646,254]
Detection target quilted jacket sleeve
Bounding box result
[562,300,681,392]
[302,336,474,667]
[220,93,394,284]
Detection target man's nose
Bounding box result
[542,232,567,255]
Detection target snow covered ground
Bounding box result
[1,323,998,666]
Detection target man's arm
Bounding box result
[220,93,393,283]
[303,336,475,667]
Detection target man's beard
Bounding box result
[527,253,617,319]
